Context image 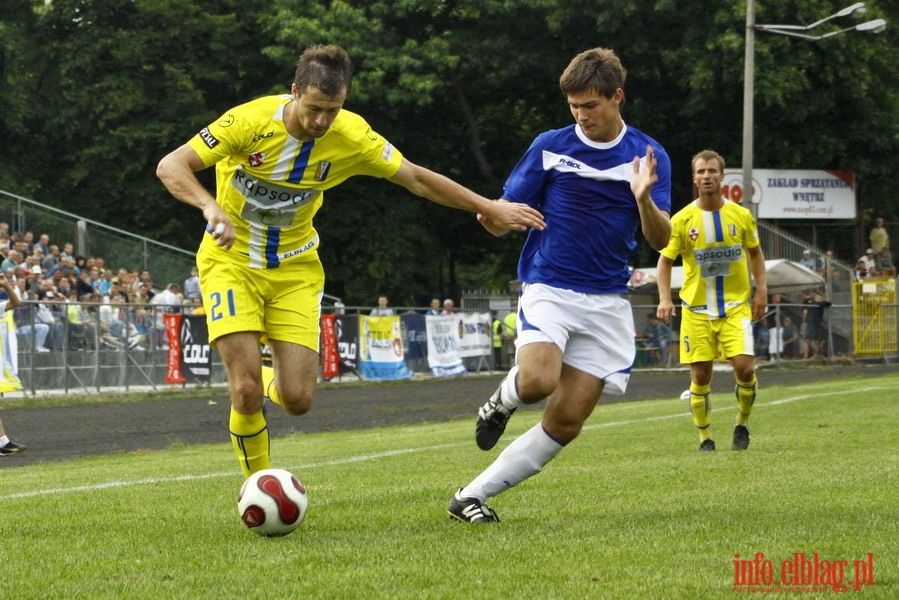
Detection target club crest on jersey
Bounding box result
[248,152,266,167]
[729,224,736,237]
[689,227,699,241]
[315,161,332,182]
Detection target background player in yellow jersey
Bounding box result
[0,273,27,456]
[656,150,767,451]
[156,44,545,478]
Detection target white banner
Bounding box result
[721,169,855,219]
[425,315,467,377]
[457,312,492,358]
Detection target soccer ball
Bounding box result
[679,389,691,401]
[238,468,308,536]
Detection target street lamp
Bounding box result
[741,2,887,220]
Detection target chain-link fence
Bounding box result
[0,189,197,289]
[4,298,895,398]
[9,299,225,396]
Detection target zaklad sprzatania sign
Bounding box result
[721,169,855,220]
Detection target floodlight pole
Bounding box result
[742,0,756,219]
[741,2,886,222]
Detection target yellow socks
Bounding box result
[735,376,757,427]
[690,383,712,441]
[228,366,285,477]
[261,365,282,406]
[229,409,270,478]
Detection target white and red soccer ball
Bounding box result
[238,468,308,536]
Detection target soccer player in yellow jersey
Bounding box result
[156,45,544,478]
[656,150,767,451]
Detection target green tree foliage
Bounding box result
[1,0,896,304]
[1,0,282,239]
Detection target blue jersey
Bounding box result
[503,123,671,294]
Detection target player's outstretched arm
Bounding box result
[655,254,677,324]
[747,245,768,321]
[157,145,235,249]
[631,145,671,251]
[476,200,520,237]
[388,159,544,232]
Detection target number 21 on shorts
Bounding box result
[209,290,236,321]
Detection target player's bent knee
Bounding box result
[733,363,756,382]
[281,392,314,416]
[231,378,264,413]
[516,371,557,403]
[543,420,583,445]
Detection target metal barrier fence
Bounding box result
[629,301,869,368]
[0,189,197,291]
[10,300,224,395]
[852,278,898,359]
[7,300,892,398]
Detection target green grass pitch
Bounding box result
[1,372,896,598]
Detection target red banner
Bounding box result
[320,314,339,379]
[164,313,184,383]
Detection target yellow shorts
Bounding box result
[679,304,753,363]
[196,245,324,350]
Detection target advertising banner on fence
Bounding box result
[721,169,855,219]
[164,313,183,383]
[457,312,492,358]
[358,315,412,381]
[400,312,428,362]
[165,313,211,383]
[320,314,340,379]
[425,314,467,377]
[180,314,211,382]
[336,315,358,376]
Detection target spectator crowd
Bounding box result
[0,222,201,353]
[1,216,893,359]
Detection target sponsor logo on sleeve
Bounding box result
[381,142,394,163]
[199,127,219,149]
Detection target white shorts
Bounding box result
[515,283,635,395]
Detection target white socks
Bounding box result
[461,422,563,500]
[500,365,522,410]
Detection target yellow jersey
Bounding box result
[661,199,759,320]
[188,94,404,269]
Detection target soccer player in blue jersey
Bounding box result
[448,47,672,523]
[656,150,767,452]
[157,44,545,479]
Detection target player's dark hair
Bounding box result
[560,48,627,99]
[691,150,726,174]
[294,44,353,98]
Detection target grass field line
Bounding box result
[586,383,883,430]
[0,445,464,502]
[0,382,889,503]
